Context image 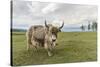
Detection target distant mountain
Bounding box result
[11,28,27,32]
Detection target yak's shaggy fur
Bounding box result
[26,21,64,56]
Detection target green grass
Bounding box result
[12,32,97,66]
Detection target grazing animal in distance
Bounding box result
[26,20,64,56]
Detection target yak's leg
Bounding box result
[31,40,39,51]
[26,30,32,51]
[44,43,53,56]
[48,49,53,56]
[26,36,31,51]
[27,40,32,51]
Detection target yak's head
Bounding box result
[45,20,64,47]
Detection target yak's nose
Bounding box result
[52,39,56,42]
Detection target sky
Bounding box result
[12,0,98,31]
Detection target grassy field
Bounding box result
[12,32,97,66]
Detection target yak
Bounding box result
[26,20,64,56]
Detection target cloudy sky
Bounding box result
[12,0,98,30]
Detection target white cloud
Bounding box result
[27,2,40,13]
[42,3,59,14]
[52,20,63,27]
[13,1,97,29]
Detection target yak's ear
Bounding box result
[59,29,61,32]
[45,20,49,28]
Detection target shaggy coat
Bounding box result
[26,21,64,56]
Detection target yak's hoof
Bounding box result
[48,53,53,56]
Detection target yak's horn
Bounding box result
[45,20,48,28]
[59,21,64,29]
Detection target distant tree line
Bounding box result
[80,21,97,32]
[12,29,27,32]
